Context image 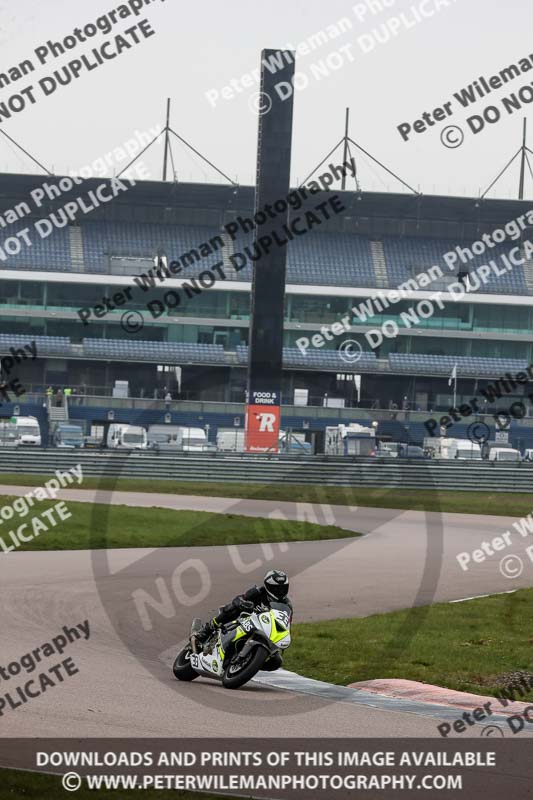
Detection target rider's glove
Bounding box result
[237,598,254,612]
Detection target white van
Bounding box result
[13,416,41,446]
[217,428,245,452]
[107,424,147,450]
[147,425,181,451]
[488,447,521,462]
[176,426,207,452]
[423,437,481,460]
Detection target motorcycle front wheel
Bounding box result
[173,646,198,681]
[222,646,268,689]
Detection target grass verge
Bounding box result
[0,473,529,517]
[0,497,357,551]
[0,768,238,800]
[284,588,533,700]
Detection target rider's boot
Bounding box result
[195,620,216,645]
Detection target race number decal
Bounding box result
[276,611,290,627]
[190,653,200,669]
[240,617,254,632]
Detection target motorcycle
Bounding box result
[172,601,292,689]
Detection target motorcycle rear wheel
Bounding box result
[222,646,268,689]
[173,646,198,681]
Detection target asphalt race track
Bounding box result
[1,486,532,740]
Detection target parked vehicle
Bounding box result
[216,428,245,452]
[377,441,403,458]
[147,424,182,451]
[488,447,521,462]
[216,428,310,454]
[278,432,312,455]
[482,440,514,460]
[107,424,147,450]
[53,423,84,448]
[176,426,208,452]
[0,420,18,447]
[423,437,482,460]
[11,416,41,446]
[325,424,376,456]
[399,445,428,459]
[84,435,104,449]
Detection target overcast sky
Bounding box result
[0,0,532,199]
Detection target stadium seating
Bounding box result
[0,331,527,378]
[80,221,226,274]
[235,345,378,370]
[0,333,71,355]
[231,231,376,286]
[381,236,527,295]
[0,222,72,271]
[82,338,226,363]
[388,352,529,376]
[3,215,529,297]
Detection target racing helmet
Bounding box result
[263,569,289,601]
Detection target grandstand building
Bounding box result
[2,172,533,447]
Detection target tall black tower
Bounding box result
[245,49,295,452]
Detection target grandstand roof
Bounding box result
[0,172,531,236]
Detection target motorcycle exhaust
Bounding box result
[190,617,203,655]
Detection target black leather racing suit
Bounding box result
[211,585,293,627]
[207,585,292,671]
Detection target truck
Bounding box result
[324,424,376,456]
[147,424,182,451]
[423,437,482,460]
[53,423,85,448]
[107,424,147,450]
[12,416,41,446]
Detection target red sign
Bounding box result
[244,404,280,453]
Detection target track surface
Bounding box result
[1,487,532,740]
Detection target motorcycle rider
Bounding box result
[195,569,291,669]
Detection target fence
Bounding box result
[0,449,531,492]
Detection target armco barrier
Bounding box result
[0,449,532,492]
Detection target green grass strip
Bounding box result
[284,588,533,700]
[0,496,357,551]
[1,473,529,516]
